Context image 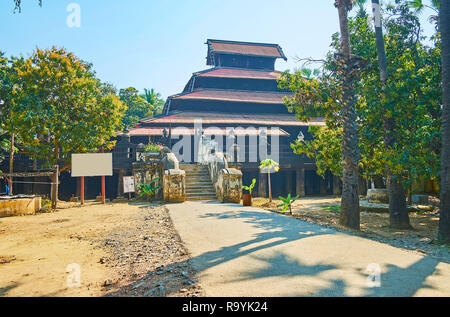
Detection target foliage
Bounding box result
[120,87,153,130]
[279,1,441,188]
[137,177,160,201]
[243,178,256,195]
[141,88,165,115]
[259,159,280,202]
[13,0,42,13]
[258,159,280,173]
[11,47,126,169]
[277,194,299,214]
[145,142,162,152]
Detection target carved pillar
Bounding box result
[296,168,305,197]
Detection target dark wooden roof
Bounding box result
[206,39,287,65]
[195,67,282,80]
[139,111,325,127]
[170,89,291,104]
[127,126,290,137]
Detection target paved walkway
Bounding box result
[168,201,450,297]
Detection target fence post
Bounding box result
[51,165,59,209]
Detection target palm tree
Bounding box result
[142,88,164,115]
[439,0,450,242]
[259,159,279,202]
[335,0,361,230]
[369,0,411,229]
[409,0,449,243]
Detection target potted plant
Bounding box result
[242,178,256,206]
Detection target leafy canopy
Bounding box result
[11,47,126,168]
[120,87,153,130]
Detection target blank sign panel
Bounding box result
[71,153,113,177]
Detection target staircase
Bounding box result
[181,164,217,201]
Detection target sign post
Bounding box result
[123,176,135,200]
[71,153,113,205]
[80,176,85,205]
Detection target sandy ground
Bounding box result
[0,202,202,297]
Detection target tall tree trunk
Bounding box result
[371,0,411,229]
[336,0,361,230]
[9,133,14,195]
[268,172,272,202]
[439,0,450,242]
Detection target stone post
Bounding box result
[220,168,242,203]
[163,169,186,203]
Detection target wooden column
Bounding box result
[117,169,125,198]
[296,168,305,197]
[258,172,267,198]
[286,171,292,196]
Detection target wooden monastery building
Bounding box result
[126,39,340,198]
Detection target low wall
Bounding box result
[0,196,42,217]
[133,151,186,203]
[207,152,242,203]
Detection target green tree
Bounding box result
[120,87,153,130]
[280,0,441,231]
[0,53,23,193]
[12,47,125,171]
[259,159,280,202]
[370,0,411,229]
[141,88,165,115]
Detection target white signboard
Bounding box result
[71,153,113,177]
[123,176,135,193]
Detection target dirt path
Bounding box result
[0,202,202,297]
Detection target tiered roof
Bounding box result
[130,39,324,139]
[195,68,282,80]
[206,39,287,66]
[170,90,290,104]
[138,111,325,127]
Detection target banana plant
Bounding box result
[137,177,160,201]
[243,178,256,195]
[278,194,300,214]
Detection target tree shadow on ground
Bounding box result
[360,256,441,297]
[0,282,19,296]
[105,202,446,297]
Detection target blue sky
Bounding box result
[0,0,437,99]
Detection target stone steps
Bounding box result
[181,164,216,201]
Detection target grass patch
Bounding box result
[323,204,340,213]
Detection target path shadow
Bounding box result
[0,282,19,296]
[361,256,441,297]
[106,202,446,297]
